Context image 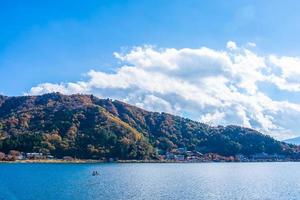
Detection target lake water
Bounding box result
[0,162,299,200]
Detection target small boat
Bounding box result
[92,171,100,176]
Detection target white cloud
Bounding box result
[267,55,300,92]
[200,111,225,125]
[226,41,237,50]
[28,42,300,140]
[29,82,89,94]
[247,42,256,47]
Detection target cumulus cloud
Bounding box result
[28,42,300,140]
[268,55,300,92]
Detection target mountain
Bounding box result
[284,137,300,145]
[0,93,296,160]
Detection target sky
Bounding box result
[1,0,300,139]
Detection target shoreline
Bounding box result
[1,159,300,164]
[0,159,105,164]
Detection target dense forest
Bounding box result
[0,93,297,160]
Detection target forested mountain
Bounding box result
[0,93,296,160]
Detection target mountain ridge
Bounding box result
[0,93,297,160]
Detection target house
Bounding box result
[46,155,54,159]
[63,156,74,161]
[273,154,286,160]
[175,155,185,161]
[0,152,5,160]
[17,153,25,160]
[166,152,175,160]
[187,155,199,161]
[177,147,187,154]
[9,150,24,160]
[235,154,247,161]
[26,153,44,159]
[251,152,275,160]
[191,151,203,157]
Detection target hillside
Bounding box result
[0,93,296,160]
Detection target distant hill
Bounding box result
[0,93,297,160]
[283,137,300,145]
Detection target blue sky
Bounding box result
[2,1,300,139]
[1,0,300,95]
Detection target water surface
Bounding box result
[0,162,299,200]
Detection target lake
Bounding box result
[0,162,299,200]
